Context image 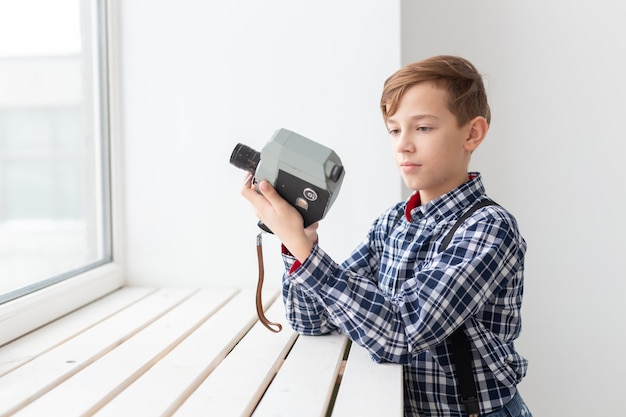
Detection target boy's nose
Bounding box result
[396,133,415,152]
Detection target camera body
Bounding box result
[230,128,345,229]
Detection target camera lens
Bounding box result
[230,143,260,175]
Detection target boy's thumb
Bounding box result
[259,180,274,195]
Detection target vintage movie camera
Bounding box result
[230,128,345,231]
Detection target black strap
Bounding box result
[441,199,497,251]
[441,198,498,417]
[449,327,481,417]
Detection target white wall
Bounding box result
[118,1,401,288]
[401,1,626,415]
[120,1,626,415]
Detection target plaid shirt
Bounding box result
[281,173,528,417]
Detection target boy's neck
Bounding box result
[417,172,472,205]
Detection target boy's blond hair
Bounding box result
[380,55,491,127]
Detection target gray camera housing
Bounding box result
[254,129,345,227]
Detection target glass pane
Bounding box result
[0,0,111,303]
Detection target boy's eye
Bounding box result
[417,126,431,132]
[388,128,400,135]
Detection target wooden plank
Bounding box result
[0,287,154,377]
[253,334,350,417]
[11,288,237,417]
[0,288,195,416]
[94,288,274,416]
[331,343,403,417]
[173,298,298,417]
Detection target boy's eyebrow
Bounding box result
[386,114,439,124]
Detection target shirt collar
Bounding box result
[405,172,486,222]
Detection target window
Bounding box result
[0,0,112,304]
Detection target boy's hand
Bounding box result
[304,222,319,244]
[241,175,314,262]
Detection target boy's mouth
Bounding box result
[400,162,421,173]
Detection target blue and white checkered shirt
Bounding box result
[281,173,528,417]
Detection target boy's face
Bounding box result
[385,82,484,203]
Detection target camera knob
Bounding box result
[330,165,344,182]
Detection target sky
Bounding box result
[0,0,81,57]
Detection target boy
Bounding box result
[241,55,531,417]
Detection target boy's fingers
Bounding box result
[240,177,264,204]
[305,222,319,232]
[241,180,278,213]
[241,180,288,219]
[258,181,281,203]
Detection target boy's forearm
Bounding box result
[282,232,314,263]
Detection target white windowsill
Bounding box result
[0,262,124,346]
[0,287,403,415]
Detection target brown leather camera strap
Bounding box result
[255,233,283,333]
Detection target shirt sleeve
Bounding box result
[283,213,524,365]
[280,221,383,336]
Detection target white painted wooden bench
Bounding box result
[0,287,403,416]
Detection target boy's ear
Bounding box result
[464,116,488,152]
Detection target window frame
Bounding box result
[0,0,125,346]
